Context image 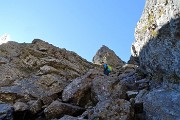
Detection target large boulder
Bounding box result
[62,69,102,107]
[135,88,180,120]
[93,45,125,68]
[132,0,180,82]
[88,99,133,120]
[44,100,85,119]
[91,76,127,102]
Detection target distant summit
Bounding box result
[0,33,10,45]
[93,45,125,68]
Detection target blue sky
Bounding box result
[0,0,145,62]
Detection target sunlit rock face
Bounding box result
[132,0,180,81]
[0,34,10,45]
[0,39,94,103]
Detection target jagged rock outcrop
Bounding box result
[93,45,125,68]
[132,0,180,82]
[131,0,180,119]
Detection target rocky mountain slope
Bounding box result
[0,39,145,120]
[0,0,180,120]
[0,39,95,119]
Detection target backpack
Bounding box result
[107,65,112,72]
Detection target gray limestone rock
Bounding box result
[132,0,180,82]
[136,88,180,120]
[88,99,133,120]
[132,1,180,119]
[91,76,127,102]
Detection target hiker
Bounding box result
[102,62,112,76]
